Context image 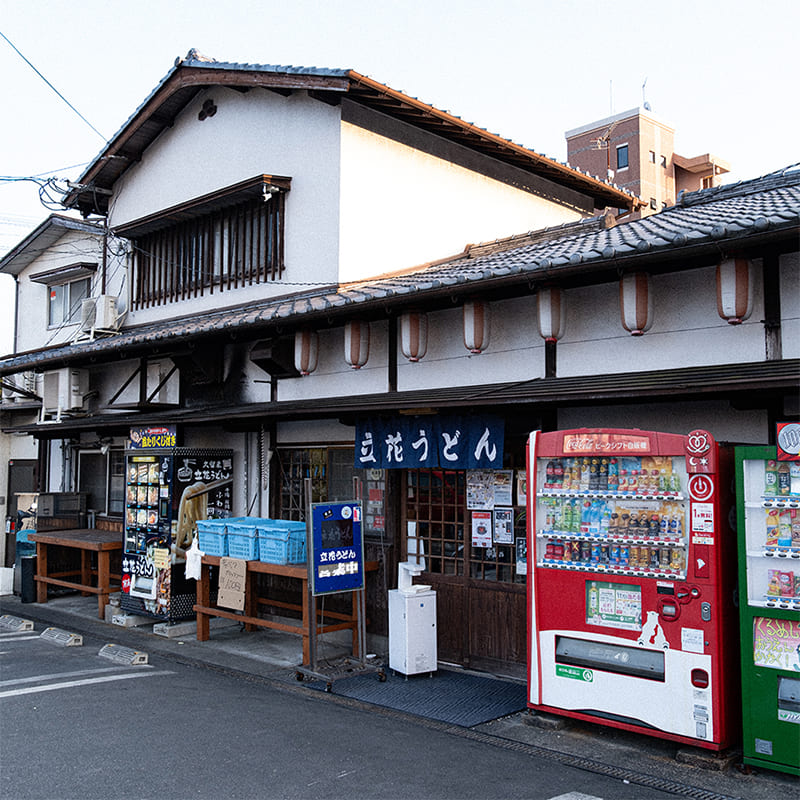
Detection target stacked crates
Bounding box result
[257,520,307,565]
[195,517,307,564]
[195,519,229,556]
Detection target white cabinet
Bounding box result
[388,589,437,675]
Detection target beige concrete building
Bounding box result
[566,107,729,217]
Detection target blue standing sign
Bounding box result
[310,501,365,596]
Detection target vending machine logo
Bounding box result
[686,430,711,455]
[688,474,715,502]
[685,430,716,474]
[777,422,800,461]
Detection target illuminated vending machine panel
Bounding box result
[527,428,737,750]
[736,443,800,776]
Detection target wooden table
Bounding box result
[29,529,123,619]
[194,556,377,665]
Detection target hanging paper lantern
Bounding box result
[344,320,370,369]
[463,300,490,354]
[537,287,566,342]
[716,257,754,325]
[294,329,318,376]
[400,311,428,362]
[619,272,654,336]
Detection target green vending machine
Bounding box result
[735,444,800,776]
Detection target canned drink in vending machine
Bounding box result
[619,544,629,567]
[649,546,660,570]
[580,542,591,563]
[590,544,601,565]
[659,547,670,570]
[610,543,620,566]
[569,540,581,562]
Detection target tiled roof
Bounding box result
[65,52,635,215]
[2,166,798,376]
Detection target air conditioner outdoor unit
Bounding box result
[41,368,89,419]
[79,295,120,334]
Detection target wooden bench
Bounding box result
[29,529,123,619]
[194,555,377,664]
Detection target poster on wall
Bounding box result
[753,617,800,671]
[515,537,527,575]
[516,471,527,506]
[471,511,492,548]
[493,507,514,544]
[493,470,514,506]
[467,471,495,509]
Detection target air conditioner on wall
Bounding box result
[1,371,37,404]
[40,368,89,421]
[79,295,120,335]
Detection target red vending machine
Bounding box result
[526,428,739,750]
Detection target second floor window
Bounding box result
[122,175,290,310]
[616,145,629,170]
[49,277,90,327]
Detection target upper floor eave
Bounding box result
[63,53,638,218]
[2,167,797,379]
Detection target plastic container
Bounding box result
[195,519,228,557]
[257,520,307,565]
[226,521,259,560]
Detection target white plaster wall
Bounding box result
[276,419,355,445]
[557,399,768,445]
[108,88,342,325]
[15,229,105,352]
[276,321,389,401]
[338,122,584,282]
[780,251,800,359]
[396,295,546,391]
[558,265,767,377]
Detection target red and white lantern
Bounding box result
[463,300,490,354]
[294,329,318,376]
[344,320,370,369]
[537,287,566,342]
[400,311,428,362]
[619,272,653,336]
[716,257,754,325]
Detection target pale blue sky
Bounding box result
[1,0,797,353]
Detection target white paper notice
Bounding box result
[681,627,705,654]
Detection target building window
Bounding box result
[78,448,125,516]
[702,176,714,189]
[649,197,658,210]
[649,150,656,163]
[275,447,385,537]
[405,468,525,584]
[48,278,90,327]
[616,145,629,170]
[661,155,667,168]
[122,176,290,311]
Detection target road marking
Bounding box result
[0,670,174,698]
[1,666,153,688]
[548,794,604,800]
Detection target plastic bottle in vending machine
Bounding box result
[598,458,609,491]
[554,459,565,490]
[581,501,592,533]
[545,460,556,489]
[764,460,778,495]
[778,462,791,496]
[580,459,591,492]
[778,511,792,547]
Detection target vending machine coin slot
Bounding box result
[658,597,680,620]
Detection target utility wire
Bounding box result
[0,30,107,142]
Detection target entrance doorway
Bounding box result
[403,468,527,678]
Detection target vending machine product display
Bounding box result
[735,444,800,775]
[120,428,233,622]
[527,428,739,750]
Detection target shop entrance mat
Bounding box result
[306,668,527,727]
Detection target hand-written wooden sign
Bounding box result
[217,556,246,611]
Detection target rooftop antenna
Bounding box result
[642,77,651,111]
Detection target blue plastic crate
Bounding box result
[196,519,228,557]
[225,521,259,560]
[257,520,307,565]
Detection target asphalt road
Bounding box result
[1,625,682,800]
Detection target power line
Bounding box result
[0,29,107,142]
